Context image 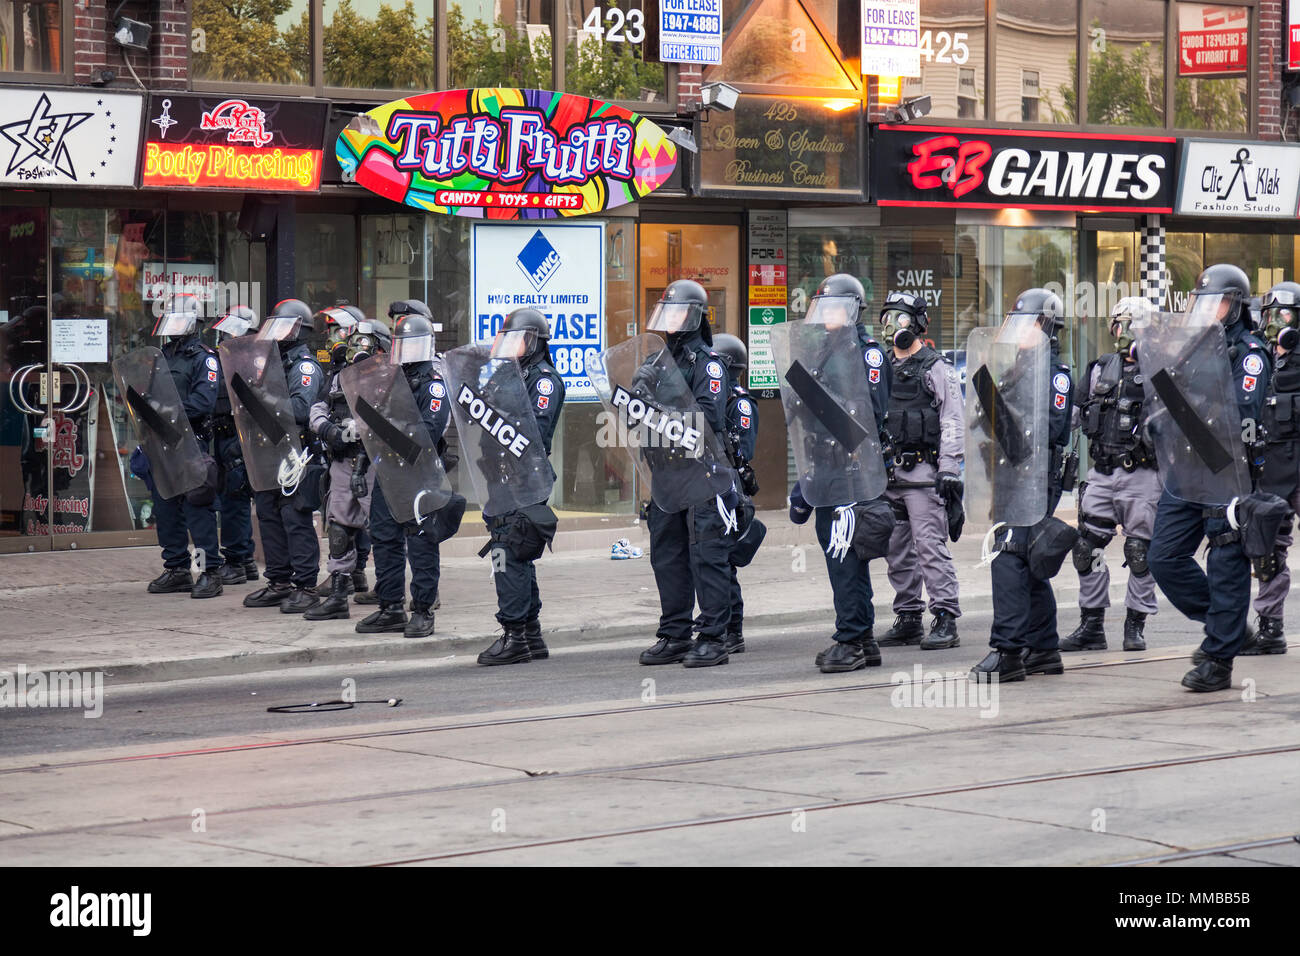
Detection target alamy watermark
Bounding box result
[0,665,103,718]
[890,664,999,718]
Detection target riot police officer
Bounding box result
[209,305,260,586]
[145,294,225,598]
[1148,264,1272,691]
[784,274,892,673]
[353,309,449,638]
[877,291,964,650]
[1063,297,1161,652]
[241,298,327,614]
[970,290,1074,682]
[475,308,566,664]
[1244,280,1300,656]
[714,332,759,653]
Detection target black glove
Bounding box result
[936,471,963,499]
[722,487,739,513]
[322,422,349,455]
[788,481,812,525]
[350,471,368,498]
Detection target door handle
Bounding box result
[53,363,91,414]
[9,364,43,414]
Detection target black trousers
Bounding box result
[648,501,732,641]
[254,489,319,589]
[371,481,440,610]
[152,488,222,572]
[815,505,875,644]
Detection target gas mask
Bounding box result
[880,308,917,350]
[346,333,380,365]
[1264,307,1299,351]
[1111,317,1135,355]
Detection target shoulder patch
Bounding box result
[706,360,724,379]
[865,348,884,368]
[869,368,881,384]
[205,356,219,371]
[430,381,446,398]
[737,399,752,415]
[1243,353,1265,376]
[1054,392,1067,409]
[536,394,550,410]
[299,362,316,375]
[1243,375,1258,393]
[1053,372,1071,393]
[536,377,554,395]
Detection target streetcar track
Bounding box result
[1106,835,1300,867]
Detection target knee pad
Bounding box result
[1072,526,1112,573]
[327,522,353,559]
[1122,536,1150,576]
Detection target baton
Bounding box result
[784,359,871,451]
[125,386,183,447]
[231,373,289,446]
[354,395,423,465]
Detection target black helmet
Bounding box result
[1262,280,1300,349]
[211,304,258,339]
[807,273,866,327]
[648,279,709,336]
[1186,263,1250,327]
[258,298,313,342]
[390,313,435,365]
[712,333,747,373]
[389,299,432,320]
[153,292,202,338]
[491,307,551,361]
[1007,288,1064,334]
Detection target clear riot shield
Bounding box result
[111,346,208,500]
[218,335,302,493]
[1136,319,1251,506]
[339,356,451,524]
[768,321,887,507]
[442,345,556,517]
[590,333,736,513]
[963,324,1050,528]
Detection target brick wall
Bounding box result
[1259,0,1284,140]
[678,64,702,108]
[73,0,188,90]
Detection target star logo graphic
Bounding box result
[151,98,177,139]
[1,94,92,179]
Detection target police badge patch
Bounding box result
[706,361,724,379]
[869,368,881,383]
[737,399,752,415]
[1053,372,1070,394]
[205,356,219,371]
[300,362,315,375]
[537,378,554,395]
[1243,354,1264,376]
[709,379,722,394]
[866,349,884,367]
[431,381,446,398]
[1054,393,1067,409]
[1243,375,1257,392]
[302,374,312,387]
[537,395,550,410]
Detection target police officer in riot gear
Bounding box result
[1149,264,1272,691]
[970,289,1074,682]
[145,294,226,598]
[637,280,740,667]
[1244,280,1300,656]
[209,305,260,586]
[713,332,759,653]
[1063,297,1161,652]
[242,298,327,614]
[476,307,566,664]
[877,291,964,650]
[353,309,450,638]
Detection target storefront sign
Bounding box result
[470,222,605,402]
[860,0,920,77]
[873,125,1177,213]
[1177,4,1249,77]
[143,262,219,303]
[51,319,109,364]
[0,90,143,187]
[699,96,863,199]
[1290,1,1300,71]
[1176,140,1300,219]
[659,0,723,64]
[337,88,677,220]
[747,212,787,392]
[141,94,329,192]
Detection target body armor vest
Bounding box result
[1081,352,1152,472]
[1262,355,1300,446]
[883,347,941,459]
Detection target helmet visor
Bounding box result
[995,310,1040,345]
[320,307,359,334]
[211,312,252,337]
[805,295,858,328]
[490,328,537,360]
[153,311,196,337]
[647,301,700,334]
[389,334,433,365]
[257,315,302,342]
[1184,292,1231,328]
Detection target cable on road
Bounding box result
[266,698,402,714]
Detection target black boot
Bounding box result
[524,619,548,659]
[243,581,292,607]
[1060,608,1107,651]
[404,604,435,639]
[1181,658,1233,692]
[723,627,745,654]
[878,612,924,647]
[217,563,247,586]
[355,602,408,634]
[640,637,693,665]
[147,568,193,594]
[478,623,532,665]
[1197,622,1257,663]
[819,639,867,673]
[683,637,730,668]
[1123,609,1148,651]
[313,574,354,596]
[1240,616,1287,655]
[353,588,382,605]
[280,586,321,614]
[304,573,351,621]
[1023,647,1064,676]
[191,571,223,599]
[920,610,959,650]
[351,569,369,595]
[242,560,260,581]
[970,649,1026,682]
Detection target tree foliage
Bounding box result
[191,0,308,84]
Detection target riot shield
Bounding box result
[1136,320,1251,505]
[963,324,1050,528]
[218,335,302,493]
[339,356,452,524]
[111,347,207,500]
[590,334,736,513]
[442,345,556,517]
[768,321,887,507]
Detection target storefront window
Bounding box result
[910,0,986,120]
[566,0,667,102]
[448,0,552,89]
[0,1,62,72]
[710,0,857,88]
[191,0,311,85]
[1174,3,1249,131]
[1085,0,1165,127]
[995,1,1077,123]
[324,0,437,90]
[639,223,742,336]
[296,214,359,317]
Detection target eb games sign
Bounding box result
[873,125,1177,213]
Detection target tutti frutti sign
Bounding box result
[336,88,678,219]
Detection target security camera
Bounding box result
[891,95,933,124]
[700,82,741,112]
[666,126,698,154]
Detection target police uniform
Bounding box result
[1149,322,1271,662]
[1249,345,1300,641]
[882,344,963,635]
[724,377,759,643]
[212,366,256,579]
[308,370,374,589]
[1069,352,1161,642]
[152,334,224,578]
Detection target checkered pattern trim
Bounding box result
[1141,215,1166,307]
